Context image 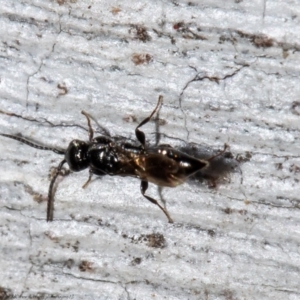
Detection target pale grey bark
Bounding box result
[0,1,299,299]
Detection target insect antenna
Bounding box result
[0,133,65,155]
[47,159,67,222]
[1,133,67,221]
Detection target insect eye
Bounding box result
[65,140,89,172]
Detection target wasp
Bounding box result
[1,96,229,223]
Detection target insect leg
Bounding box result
[140,180,174,223]
[82,170,93,189]
[81,111,94,141]
[157,186,167,208]
[47,159,67,222]
[135,95,163,149]
[81,111,111,137]
[208,143,229,162]
[82,167,107,189]
[154,102,161,146]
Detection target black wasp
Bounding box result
[1,96,228,223]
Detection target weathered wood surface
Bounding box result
[0,1,299,299]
